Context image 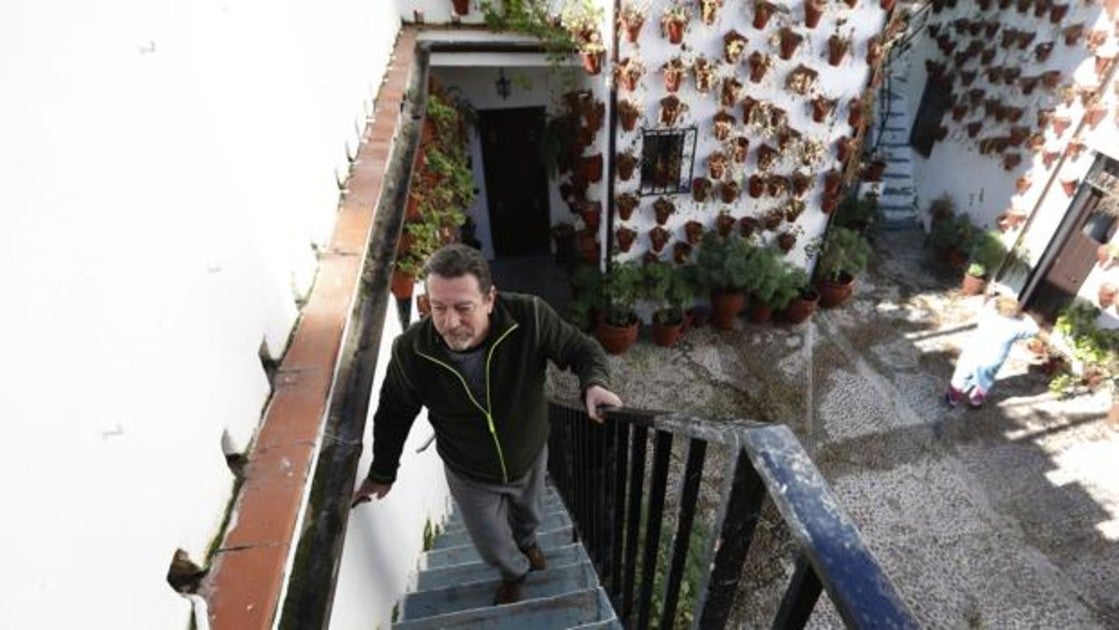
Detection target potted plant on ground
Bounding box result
[567,264,602,331]
[742,246,784,323]
[834,194,880,233]
[695,231,755,329]
[644,260,698,347]
[775,267,818,324]
[962,230,1008,295]
[594,259,644,354]
[815,226,870,308]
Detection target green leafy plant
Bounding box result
[694,231,756,291]
[967,230,1008,278]
[834,193,881,231]
[1050,299,1119,399]
[480,0,578,59]
[816,226,870,281]
[600,260,645,326]
[741,246,784,306]
[644,261,697,325]
[770,264,811,311]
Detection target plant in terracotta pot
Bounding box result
[618,1,649,43]
[649,225,672,253]
[662,57,686,93]
[659,95,688,126]
[616,226,638,252]
[692,177,712,202]
[811,96,837,123]
[618,99,642,132]
[834,193,880,233]
[748,174,766,198]
[720,77,744,107]
[616,192,640,221]
[776,267,819,324]
[716,210,737,236]
[756,144,780,172]
[593,260,644,354]
[815,226,870,308]
[805,0,827,28]
[723,29,749,63]
[762,207,785,231]
[785,65,818,95]
[615,56,645,92]
[566,264,602,330]
[661,3,691,45]
[747,51,772,83]
[741,246,785,323]
[685,220,705,245]
[653,197,676,225]
[777,28,805,60]
[827,30,853,66]
[693,56,718,93]
[708,151,729,180]
[695,231,755,329]
[961,230,1008,295]
[791,171,812,198]
[753,0,778,29]
[616,151,639,181]
[712,109,737,142]
[644,260,698,346]
[720,180,741,203]
[673,241,693,263]
[740,216,761,238]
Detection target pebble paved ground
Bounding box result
[549,228,1119,628]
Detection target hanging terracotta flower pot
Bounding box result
[649,226,671,253]
[739,216,761,238]
[581,50,604,76]
[451,0,470,15]
[1002,153,1022,171]
[711,213,734,238]
[753,0,777,29]
[576,229,600,265]
[756,144,779,172]
[758,208,782,231]
[784,198,805,222]
[785,65,819,95]
[712,109,736,142]
[1051,116,1071,137]
[1034,42,1055,62]
[614,57,644,92]
[1063,23,1084,45]
[1035,0,1051,17]
[616,193,639,221]
[863,158,888,181]
[1061,179,1079,196]
[578,153,603,183]
[1042,150,1060,169]
[684,220,705,245]
[1088,29,1108,53]
[827,35,850,66]
[824,169,843,195]
[866,36,884,66]
[662,57,686,93]
[1017,31,1036,50]
[951,104,968,121]
[792,171,812,197]
[1096,55,1115,77]
[732,136,750,163]
[673,241,693,264]
[741,96,760,124]
[1065,140,1086,160]
[708,151,728,180]
[805,0,826,28]
[1041,70,1061,88]
[699,0,721,24]
[848,98,866,130]
[693,57,717,93]
[659,95,687,126]
[620,9,645,43]
[578,200,602,230]
[616,226,637,252]
[692,178,712,203]
[642,252,660,265]
[661,9,689,45]
[653,197,676,225]
[777,231,798,252]
[881,0,897,10]
[811,96,837,123]
[617,152,638,181]
[723,30,749,64]
[720,181,740,203]
[778,127,802,151]
[618,100,641,132]
[822,193,840,214]
[748,174,766,198]
[843,0,858,8]
[1086,105,1107,129]
[720,77,744,107]
[836,137,856,163]
[742,51,770,85]
[778,27,804,60]
[1015,176,1032,194]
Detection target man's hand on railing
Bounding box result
[351,478,393,508]
[584,384,623,423]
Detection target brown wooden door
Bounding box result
[1029,190,1112,320]
[479,107,551,257]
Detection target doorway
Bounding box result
[1027,156,1119,321]
[478,107,551,257]
[909,76,954,158]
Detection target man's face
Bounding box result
[426,273,496,351]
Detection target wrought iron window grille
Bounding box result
[638,127,697,197]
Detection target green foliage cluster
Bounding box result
[1050,300,1119,397]
[694,232,756,291]
[834,194,881,231]
[480,0,581,59]
[816,226,870,281]
[644,260,699,325]
[967,230,1008,278]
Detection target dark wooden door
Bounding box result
[909,76,953,158]
[1029,189,1112,320]
[479,107,551,257]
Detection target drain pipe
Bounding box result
[602,0,621,274]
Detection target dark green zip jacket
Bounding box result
[366,292,611,485]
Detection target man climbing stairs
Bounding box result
[393,484,622,628]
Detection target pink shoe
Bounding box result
[944,386,964,407]
[968,389,986,408]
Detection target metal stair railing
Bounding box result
[547,402,918,630]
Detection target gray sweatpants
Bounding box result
[444,445,547,580]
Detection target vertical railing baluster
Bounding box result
[594,417,608,572]
[622,425,648,622]
[575,409,587,540]
[772,553,823,630]
[610,419,630,602]
[696,448,767,630]
[660,438,707,630]
[636,430,673,630]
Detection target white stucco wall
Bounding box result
[0,1,400,627]
[609,0,888,270]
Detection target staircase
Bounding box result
[394,484,622,629]
[865,61,922,230]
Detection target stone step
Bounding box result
[436,512,573,548]
[416,543,591,591]
[421,527,576,570]
[401,561,599,620]
[443,504,569,535]
[569,619,624,630]
[392,586,613,629]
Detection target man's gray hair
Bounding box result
[424,244,494,294]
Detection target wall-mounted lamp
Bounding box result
[495,69,511,100]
